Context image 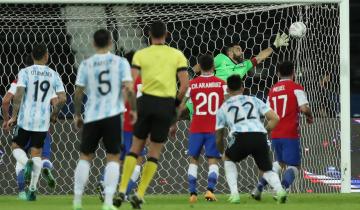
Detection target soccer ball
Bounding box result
[289,22,307,39]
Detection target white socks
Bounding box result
[131,165,141,182]
[15,161,24,175]
[188,164,198,179]
[73,160,90,206]
[12,148,28,166]
[262,170,284,193]
[29,157,42,191]
[208,164,219,177]
[272,161,282,175]
[103,161,120,206]
[224,161,238,196]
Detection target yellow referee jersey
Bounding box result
[132,45,188,98]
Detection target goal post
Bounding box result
[0,0,351,194]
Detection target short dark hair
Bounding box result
[32,43,48,61]
[198,54,214,72]
[150,20,167,39]
[277,61,295,77]
[225,43,240,54]
[227,74,243,91]
[124,50,135,64]
[94,29,111,48]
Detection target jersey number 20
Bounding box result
[195,92,219,115]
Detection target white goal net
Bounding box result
[0,3,341,195]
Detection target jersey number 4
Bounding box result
[195,92,219,115]
[34,80,50,102]
[271,95,288,117]
[228,102,256,123]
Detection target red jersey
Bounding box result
[123,76,142,132]
[188,75,226,133]
[268,79,309,139]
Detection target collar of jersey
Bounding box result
[279,78,292,81]
[95,51,111,56]
[200,74,214,77]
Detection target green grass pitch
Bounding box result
[0,194,359,210]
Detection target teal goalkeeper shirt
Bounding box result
[214,53,256,81]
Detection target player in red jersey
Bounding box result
[252,61,313,200]
[178,54,227,203]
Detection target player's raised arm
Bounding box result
[255,33,289,64]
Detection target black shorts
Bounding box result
[12,127,47,149]
[134,94,175,143]
[225,132,272,171]
[80,114,122,155]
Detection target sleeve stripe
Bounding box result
[132,65,141,70]
[251,57,257,67]
[177,67,188,72]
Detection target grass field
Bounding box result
[0,193,359,210]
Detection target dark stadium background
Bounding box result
[0,2,358,193]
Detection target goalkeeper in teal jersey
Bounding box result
[214,33,289,81]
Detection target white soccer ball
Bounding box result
[289,22,307,38]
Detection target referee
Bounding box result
[116,20,189,209]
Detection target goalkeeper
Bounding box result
[214,33,289,81]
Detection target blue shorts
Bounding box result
[271,138,301,166]
[120,131,147,161]
[188,133,220,158]
[24,132,52,159]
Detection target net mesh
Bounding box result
[0,3,340,195]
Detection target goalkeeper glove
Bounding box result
[272,33,289,48]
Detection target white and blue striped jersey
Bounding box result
[216,95,271,134]
[17,65,65,132]
[75,52,132,123]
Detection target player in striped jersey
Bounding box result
[2,79,57,200]
[7,43,66,201]
[216,75,287,204]
[72,29,135,210]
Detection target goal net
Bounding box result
[0,3,341,195]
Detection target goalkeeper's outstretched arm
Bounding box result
[255,33,289,64]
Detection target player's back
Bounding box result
[133,45,187,98]
[268,79,305,139]
[77,52,131,123]
[188,75,225,133]
[217,95,269,134]
[17,65,63,132]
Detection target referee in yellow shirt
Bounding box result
[115,20,189,209]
